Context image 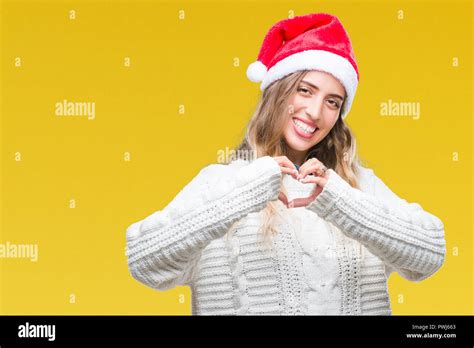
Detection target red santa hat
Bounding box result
[246,13,359,119]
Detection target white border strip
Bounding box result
[260,50,359,118]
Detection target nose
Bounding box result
[304,97,324,121]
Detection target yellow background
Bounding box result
[0,0,472,315]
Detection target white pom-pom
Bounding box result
[246,61,267,82]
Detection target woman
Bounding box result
[125,13,446,315]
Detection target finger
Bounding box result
[299,160,325,180]
[281,156,299,172]
[278,191,288,203]
[297,160,317,179]
[278,192,289,207]
[291,183,324,207]
[291,197,312,208]
[300,175,328,187]
[281,167,299,179]
[298,163,319,179]
[276,156,298,170]
[274,156,299,178]
[300,157,315,172]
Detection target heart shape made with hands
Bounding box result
[278,174,323,208]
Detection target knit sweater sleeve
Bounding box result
[306,168,446,282]
[125,155,282,291]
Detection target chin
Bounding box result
[289,141,312,152]
[285,135,316,152]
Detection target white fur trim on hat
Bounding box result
[260,50,358,119]
[246,60,268,82]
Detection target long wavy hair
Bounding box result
[225,69,364,249]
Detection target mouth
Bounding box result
[292,118,319,139]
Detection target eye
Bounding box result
[328,99,340,108]
[298,87,310,95]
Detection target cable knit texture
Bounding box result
[125,156,446,315]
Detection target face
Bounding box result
[283,70,346,165]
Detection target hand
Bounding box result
[272,156,298,208]
[272,156,299,180]
[278,157,330,208]
[273,156,329,208]
[293,158,329,207]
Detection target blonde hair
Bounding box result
[225,69,363,249]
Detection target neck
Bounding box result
[286,148,307,167]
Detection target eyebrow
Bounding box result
[301,80,345,101]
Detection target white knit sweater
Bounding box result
[125,156,446,315]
